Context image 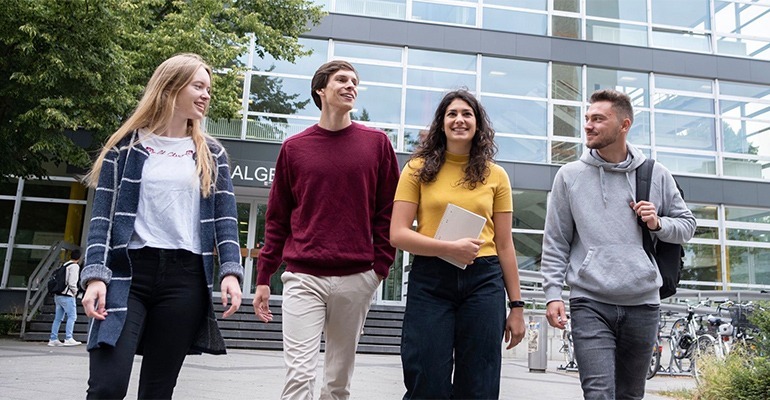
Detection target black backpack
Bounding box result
[47,261,74,296]
[635,159,685,300]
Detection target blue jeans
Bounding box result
[50,294,77,340]
[401,256,506,400]
[86,247,208,400]
[570,297,659,400]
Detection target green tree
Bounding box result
[0,0,324,180]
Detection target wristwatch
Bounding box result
[508,300,526,308]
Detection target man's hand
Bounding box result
[253,285,273,323]
[546,300,568,329]
[630,200,660,230]
[82,280,108,320]
[220,275,242,318]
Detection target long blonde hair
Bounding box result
[84,53,218,197]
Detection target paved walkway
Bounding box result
[0,338,695,399]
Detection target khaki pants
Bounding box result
[280,269,380,400]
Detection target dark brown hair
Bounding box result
[589,89,634,124]
[310,60,359,110]
[410,89,497,189]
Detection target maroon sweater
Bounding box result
[256,122,400,285]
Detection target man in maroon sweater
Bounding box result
[253,60,400,400]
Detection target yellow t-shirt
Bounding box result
[394,152,513,257]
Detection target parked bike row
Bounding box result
[556,299,762,381]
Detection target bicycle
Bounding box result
[668,299,717,380]
[647,310,674,379]
[558,317,577,372]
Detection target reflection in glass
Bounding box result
[248,75,314,116]
[552,141,582,164]
[628,110,650,146]
[243,116,315,142]
[411,1,476,26]
[354,63,403,85]
[0,200,12,241]
[586,0,646,22]
[408,49,476,71]
[722,119,770,157]
[688,203,718,220]
[727,246,770,285]
[382,249,405,301]
[249,75,316,117]
[656,152,716,175]
[513,233,543,271]
[723,158,769,180]
[485,0,546,10]
[335,0,407,19]
[552,63,581,101]
[407,68,475,90]
[496,136,547,163]
[554,0,579,13]
[335,41,402,63]
[654,114,715,150]
[482,57,547,97]
[482,97,547,136]
[553,105,581,138]
[681,243,721,284]
[405,89,445,127]
[714,1,770,38]
[725,206,770,223]
[656,75,712,93]
[728,228,770,243]
[352,85,402,124]
[253,38,327,76]
[587,68,648,107]
[404,128,428,153]
[586,20,647,47]
[512,190,547,230]
[552,16,581,39]
[651,30,710,52]
[653,94,714,114]
[651,0,710,29]
[483,8,546,35]
[693,226,719,240]
[716,36,770,60]
[720,101,770,121]
[719,81,770,99]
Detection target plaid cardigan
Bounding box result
[81,130,243,354]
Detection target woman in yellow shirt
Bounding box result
[391,89,526,399]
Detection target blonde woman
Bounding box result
[80,53,243,399]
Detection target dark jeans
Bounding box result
[570,297,659,400]
[401,256,505,400]
[87,247,208,400]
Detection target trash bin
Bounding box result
[527,315,548,373]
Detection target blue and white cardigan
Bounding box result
[81,130,243,355]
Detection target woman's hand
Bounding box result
[220,275,242,318]
[448,238,484,266]
[504,307,526,349]
[82,280,108,320]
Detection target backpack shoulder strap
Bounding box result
[636,159,656,259]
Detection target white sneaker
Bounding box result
[47,339,63,347]
[62,338,82,346]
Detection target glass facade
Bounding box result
[315,0,770,60]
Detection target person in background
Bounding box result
[253,60,400,400]
[390,89,526,399]
[48,248,82,347]
[80,53,243,399]
[541,89,696,399]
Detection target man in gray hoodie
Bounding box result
[542,89,696,399]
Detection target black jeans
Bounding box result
[401,256,506,400]
[87,247,208,400]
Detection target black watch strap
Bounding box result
[508,300,526,308]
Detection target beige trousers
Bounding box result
[280,269,380,400]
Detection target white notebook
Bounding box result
[433,203,487,269]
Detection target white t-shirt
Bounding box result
[129,128,202,254]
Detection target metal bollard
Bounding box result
[527,315,548,373]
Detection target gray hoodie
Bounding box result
[541,144,696,306]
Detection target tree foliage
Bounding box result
[0,0,324,180]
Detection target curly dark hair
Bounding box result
[410,89,497,189]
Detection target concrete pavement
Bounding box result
[0,338,695,399]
